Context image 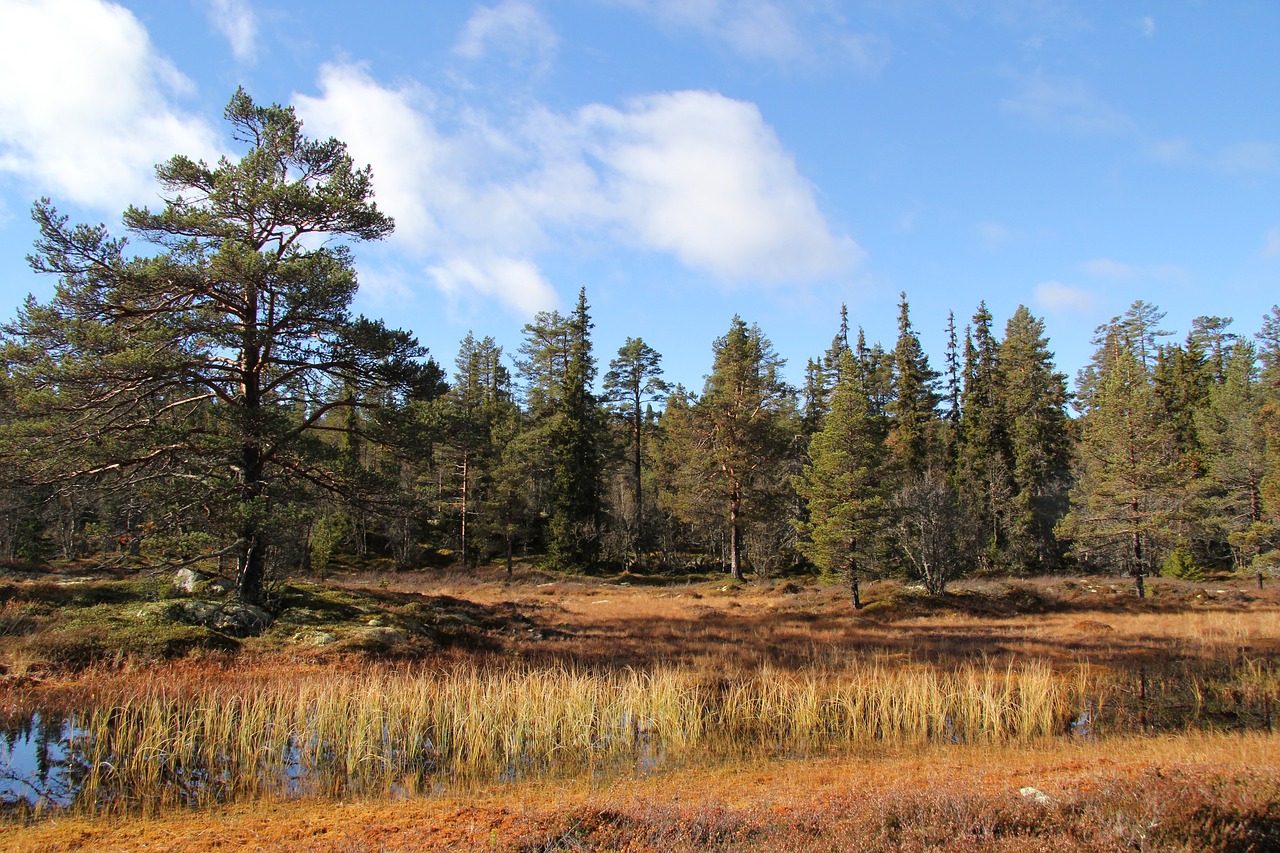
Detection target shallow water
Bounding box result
[1,714,86,809]
[0,709,672,812]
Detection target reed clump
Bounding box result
[40,660,1091,811]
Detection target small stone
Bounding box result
[173,568,203,594]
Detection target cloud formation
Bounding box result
[0,0,222,210]
[1002,74,1132,135]
[1262,226,1280,259]
[1080,258,1189,283]
[1216,141,1280,175]
[454,0,559,75]
[977,221,1012,250]
[579,91,861,281]
[204,0,257,62]
[295,65,859,315]
[1035,281,1096,315]
[429,256,558,316]
[618,0,889,70]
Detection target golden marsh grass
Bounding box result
[32,660,1102,811]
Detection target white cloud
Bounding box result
[204,0,257,62]
[295,64,454,248]
[1081,258,1189,283]
[1149,137,1192,165]
[294,65,858,314]
[578,91,860,282]
[978,221,1012,249]
[1262,226,1280,259]
[454,0,559,75]
[1081,258,1137,279]
[1216,141,1280,175]
[1140,16,1155,38]
[1001,74,1133,135]
[429,255,558,316]
[0,0,222,211]
[618,0,888,71]
[1035,281,1096,314]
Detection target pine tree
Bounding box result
[603,337,669,563]
[663,317,794,579]
[1,90,438,604]
[1189,315,1238,385]
[1254,306,1280,584]
[1077,300,1172,409]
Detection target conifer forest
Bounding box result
[1,92,1278,605]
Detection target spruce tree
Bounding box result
[794,351,891,608]
[998,306,1070,571]
[441,332,516,567]
[956,301,1010,570]
[887,293,940,475]
[1060,341,1177,597]
[545,288,605,572]
[1196,341,1275,581]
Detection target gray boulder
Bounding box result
[173,568,203,594]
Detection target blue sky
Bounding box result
[1,1,1277,396]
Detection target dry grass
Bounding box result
[2,570,1279,848]
[8,659,1097,813]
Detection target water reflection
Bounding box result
[1,714,89,809]
[0,709,674,813]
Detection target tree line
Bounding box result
[2,91,1278,605]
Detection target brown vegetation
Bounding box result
[2,568,1279,850]
[5,736,1279,852]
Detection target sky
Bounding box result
[1,0,1278,398]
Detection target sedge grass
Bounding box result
[10,657,1276,813]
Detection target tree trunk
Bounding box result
[729,490,743,580]
[459,450,468,567]
[850,573,862,610]
[238,534,268,605]
[632,402,643,566]
[237,443,267,605]
[1133,526,1146,599]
